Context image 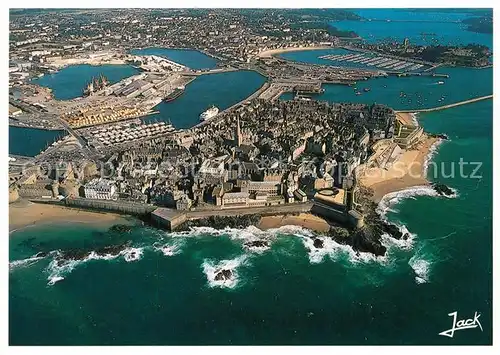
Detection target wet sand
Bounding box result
[9,201,127,233]
[358,135,439,203]
[258,213,330,233]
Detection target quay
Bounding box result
[8,121,63,131]
[396,95,493,113]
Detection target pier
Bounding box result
[396,95,493,113]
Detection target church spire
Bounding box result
[236,116,242,147]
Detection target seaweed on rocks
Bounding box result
[178,214,261,231]
[109,224,133,233]
[59,241,132,261]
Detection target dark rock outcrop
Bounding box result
[432,183,454,197]
[59,241,131,261]
[313,238,324,249]
[430,133,449,140]
[244,240,269,249]
[93,241,131,257]
[381,223,408,240]
[351,228,387,256]
[214,269,233,281]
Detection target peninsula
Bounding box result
[9,8,463,257]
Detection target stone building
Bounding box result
[84,178,117,200]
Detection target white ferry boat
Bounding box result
[199,105,219,121]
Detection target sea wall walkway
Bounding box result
[152,202,314,230]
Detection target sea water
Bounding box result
[32,64,140,101]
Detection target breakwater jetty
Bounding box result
[396,95,493,113]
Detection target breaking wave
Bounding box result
[153,238,185,256]
[122,247,144,262]
[202,255,249,289]
[300,235,388,265]
[423,138,444,176]
[46,253,82,285]
[168,224,319,254]
[408,255,431,284]
[410,112,419,127]
[44,246,145,285]
[9,255,45,271]
[377,185,457,220]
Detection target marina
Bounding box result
[318,51,430,72]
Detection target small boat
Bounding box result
[363,88,371,92]
[355,91,362,96]
[437,81,445,85]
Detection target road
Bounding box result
[56,118,100,160]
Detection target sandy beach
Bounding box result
[358,135,439,203]
[9,201,127,233]
[258,45,332,58]
[395,112,417,126]
[258,213,331,233]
